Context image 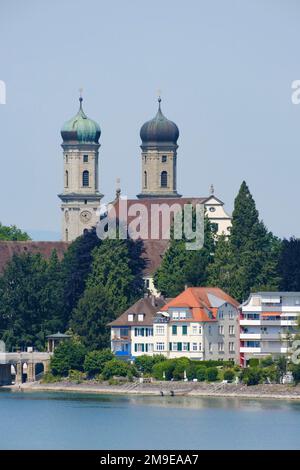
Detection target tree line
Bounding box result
[0,180,299,351]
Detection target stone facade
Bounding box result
[138,148,179,198]
[58,142,103,241]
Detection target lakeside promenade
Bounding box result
[4,380,300,401]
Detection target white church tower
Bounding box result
[58,95,103,241]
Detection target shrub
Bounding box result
[152,360,176,380]
[42,372,61,383]
[84,349,114,377]
[50,340,86,377]
[172,358,191,380]
[134,354,165,374]
[102,359,134,380]
[206,367,218,382]
[242,367,262,386]
[260,356,274,368]
[248,358,259,367]
[68,369,86,383]
[291,364,300,384]
[196,367,207,382]
[223,369,235,382]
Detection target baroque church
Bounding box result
[58,96,232,242]
[0,95,232,291]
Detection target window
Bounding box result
[179,311,186,319]
[148,344,154,352]
[229,342,235,353]
[229,310,234,319]
[65,229,68,242]
[218,325,224,335]
[182,342,189,351]
[160,171,168,187]
[218,342,224,352]
[192,325,197,335]
[138,314,144,322]
[172,325,177,335]
[144,171,147,188]
[182,325,187,335]
[229,325,235,335]
[65,155,68,163]
[65,170,69,187]
[199,342,202,351]
[161,155,167,163]
[83,154,89,163]
[156,325,165,335]
[135,344,145,353]
[209,206,216,212]
[199,325,202,335]
[219,311,224,319]
[172,342,178,351]
[156,342,165,351]
[192,343,197,351]
[172,311,179,319]
[82,170,89,187]
[209,342,212,352]
[128,314,134,322]
[120,328,128,337]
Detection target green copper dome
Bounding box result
[61,97,101,144]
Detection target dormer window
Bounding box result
[179,311,186,319]
[128,314,134,322]
[138,314,144,322]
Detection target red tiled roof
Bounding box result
[0,241,69,273]
[161,287,239,322]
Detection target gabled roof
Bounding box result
[161,287,239,322]
[108,296,167,327]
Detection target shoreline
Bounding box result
[3,381,300,401]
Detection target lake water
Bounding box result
[0,389,299,449]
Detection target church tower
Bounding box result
[137,97,181,198]
[58,96,103,241]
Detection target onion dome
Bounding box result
[61,97,101,144]
[140,97,179,147]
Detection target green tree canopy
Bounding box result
[154,215,215,297]
[0,223,30,241]
[50,339,86,376]
[0,251,65,351]
[278,237,300,291]
[61,228,101,324]
[207,181,281,302]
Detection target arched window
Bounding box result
[161,171,168,188]
[65,170,69,187]
[144,171,147,188]
[82,170,89,187]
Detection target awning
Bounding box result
[261,312,281,317]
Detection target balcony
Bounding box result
[240,346,261,353]
[111,334,130,341]
[240,333,262,340]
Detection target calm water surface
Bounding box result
[0,389,299,449]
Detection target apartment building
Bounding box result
[109,287,239,363]
[152,287,239,363]
[240,292,300,366]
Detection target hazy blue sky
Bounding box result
[0,0,300,240]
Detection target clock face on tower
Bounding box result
[80,210,92,224]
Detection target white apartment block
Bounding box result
[240,292,300,366]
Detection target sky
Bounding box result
[0,0,300,240]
